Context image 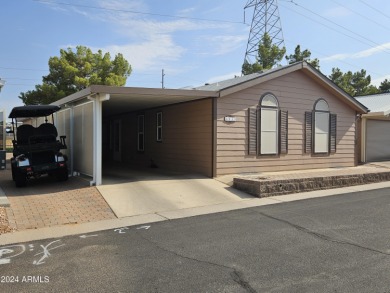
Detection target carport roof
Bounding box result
[355,93,390,116]
[53,85,218,115]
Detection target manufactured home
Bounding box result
[34,61,367,185]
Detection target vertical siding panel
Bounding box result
[248,108,257,155]
[330,114,337,153]
[280,110,288,154]
[304,111,312,153]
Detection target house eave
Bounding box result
[218,61,368,114]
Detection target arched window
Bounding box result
[260,94,279,155]
[304,99,337,155]
[248,93,288,156]
[313,99,330,153]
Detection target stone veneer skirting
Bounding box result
[233,172,390,197]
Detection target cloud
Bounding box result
[199,35,248,56]
[91,35,186,72]
[40,0,243,76]
[372,75,390,87]
[323,6,352,18]
[322,42,390,62]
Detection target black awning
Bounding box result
[9,105,61,118]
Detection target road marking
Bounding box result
[114,227,129,234]
[33,240,65,266]
[79,234,99,239]
[0,245,26,265]
[136,225,151,230]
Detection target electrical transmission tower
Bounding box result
[244,0,285,64]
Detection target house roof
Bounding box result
[53,61,367,115]
[355,93,390,116]
[195,61,367,114]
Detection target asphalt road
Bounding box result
[1,188,390,292]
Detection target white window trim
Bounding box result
[260,108,279,155]
[313,99,330,154]
[314,112,329,154]
[259,93,279,155]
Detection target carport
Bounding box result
[356,93,390,163]
[52,85,218,186]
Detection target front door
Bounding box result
[113,120,121,161]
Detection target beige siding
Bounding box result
[73,102,93,176]
[216,71,357,176]
[55,108,71,157]
[116,98,213,176]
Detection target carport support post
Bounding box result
[91,93,110,186]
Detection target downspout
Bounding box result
[212,96,217,177]
[361,115,367,163]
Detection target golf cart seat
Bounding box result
[37,123,58,143]
[17,124,35,145]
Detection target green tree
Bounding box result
[329,67,378,96]
[379,79,390,93]
[242,33,286,75]
[19,46,132,105]
[285,45,320,69]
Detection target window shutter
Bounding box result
[330,113,337,153]
[248,108,257,155]
[305,111,312,153]
[280,110,288,154]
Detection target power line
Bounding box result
[280,2,390,57]
[284,0,390,55]
[283,38,388,78]
[359,0,390,20]
[330,0,390,32]
[0,66,48,72]
[33,0,246,25]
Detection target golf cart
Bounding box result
[9,105,68,187]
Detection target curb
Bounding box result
[1,180,390,246]
[0,185,10,207]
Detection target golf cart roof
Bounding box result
[9,105,61,118]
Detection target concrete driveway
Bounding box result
[98,165,252,218]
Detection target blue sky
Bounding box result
[1,0,390,116]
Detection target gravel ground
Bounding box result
[0,207,14,234]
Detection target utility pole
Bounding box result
[161,69,165,89]
[243,0,285,65]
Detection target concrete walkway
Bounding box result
[98,173,252,218]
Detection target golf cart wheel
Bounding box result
[14,170,27,187]
[56,168,68,181]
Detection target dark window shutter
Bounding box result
[330,113,337,153]
[248,108,258,155]
[280,110,288,154]
[305,111,312,153]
